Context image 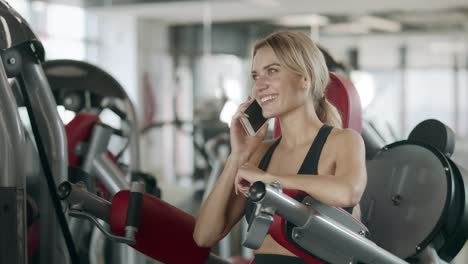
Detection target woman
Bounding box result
[193,31,367,264]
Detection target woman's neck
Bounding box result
[277,102,323,149]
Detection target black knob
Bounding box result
[248,181,266,202]
[57,181,72,200]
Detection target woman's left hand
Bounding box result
[235,163,273,196]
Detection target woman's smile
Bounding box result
[259,93,279,106]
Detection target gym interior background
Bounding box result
[6,0,468,263]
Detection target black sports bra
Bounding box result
[245,125,353,223]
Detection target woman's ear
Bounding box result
[301,76,309,90]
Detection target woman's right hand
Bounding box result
[230,97,268,162]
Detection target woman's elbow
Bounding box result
[193,224,219,248]
[341,184,364,207]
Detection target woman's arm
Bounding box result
[193,138,272,247]
[236,129,367,208]
[193,154,247,247]
[194,97,270,247]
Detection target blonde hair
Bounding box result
[253,31,342,128]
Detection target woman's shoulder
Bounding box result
[329,127,364,147]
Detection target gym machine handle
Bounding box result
[58,181,111,222]
[58,181,145,245]
[125,182,145,242]
[245,181,408,264]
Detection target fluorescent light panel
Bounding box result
[276,14,329,27]
[358,15,401,32]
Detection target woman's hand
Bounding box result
[230,97,268,162]
[235,163,274,196]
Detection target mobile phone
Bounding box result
[239,100,268,136]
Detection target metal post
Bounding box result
[453,53,460,133]
[0,53,27,264]
[20,59,70,264]
[124,98,141,176]
[399,45,408,136]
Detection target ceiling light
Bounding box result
[247,0,281,7]
[358,15,401,32]
[324,23,370,34]
[276,14,329,27]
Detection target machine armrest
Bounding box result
[244,182,407,264]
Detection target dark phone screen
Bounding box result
[244,100,267,132]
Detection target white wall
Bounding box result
[92,13,139,102]
[89,13,192,184]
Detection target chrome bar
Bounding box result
[248,182,408,264]
[20,61,70,264]
[58,181,111,222]
[92,153,130,195]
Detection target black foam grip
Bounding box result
[125,192,143,228]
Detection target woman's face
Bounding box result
[251,46,308,119]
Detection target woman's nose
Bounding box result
[255,76,269,91]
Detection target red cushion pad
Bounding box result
[109,191,210,264]
[65,113,100,166]
[326,72,362,133]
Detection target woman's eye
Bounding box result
[268,68,278,74]
[252,74,258,80]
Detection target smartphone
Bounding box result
[239,100,268,136]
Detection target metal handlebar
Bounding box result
[245,181,408,264]
[58,181,145,245]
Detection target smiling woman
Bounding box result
[194,31,367,264]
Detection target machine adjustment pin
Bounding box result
[294,231,302,239]
[8,58,15,64]
[391,194,402,206]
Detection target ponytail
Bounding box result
[316,97,342,128]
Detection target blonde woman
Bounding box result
[194,31,367,264]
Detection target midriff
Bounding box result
[254,235,297,256]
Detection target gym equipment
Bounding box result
[11,59,161,263]
[42,59,141,176]
[244,182,405,264]
[0,2,74,264]
[43,59,161,264]
[58,179,229,264]
[361,119,468,263]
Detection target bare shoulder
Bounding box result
[329,128,365,149]
[249,139,277,166]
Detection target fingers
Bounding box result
[232,97,255,125]
[240,188,249,198]
[237,96,255,112]
[237,182,249,197]
[235,168,252,197]
[232,111,249,120]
